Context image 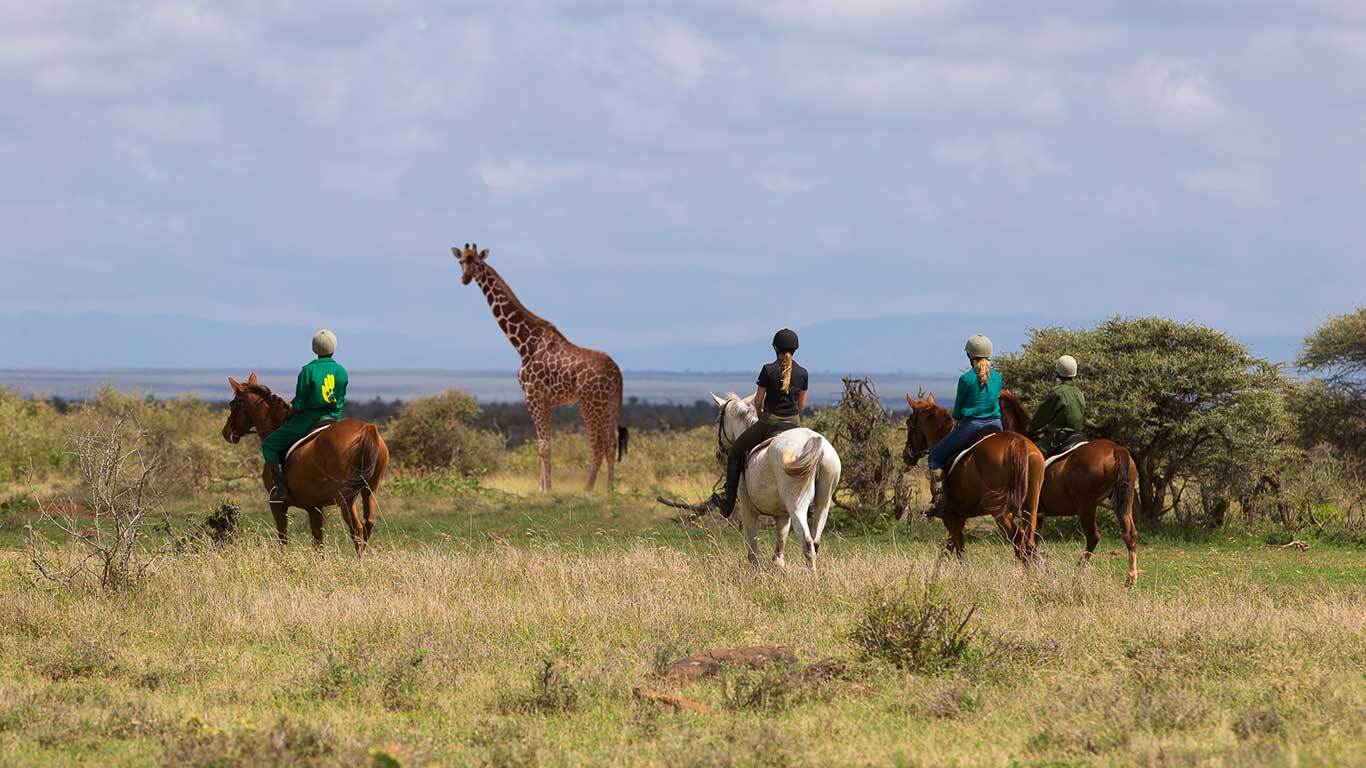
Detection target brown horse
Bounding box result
[902,391,1044,563]
[222,373,388,554]
[998,391,1140,587]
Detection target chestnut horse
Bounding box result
[222,373,388,554]
[998,392,1140,587]
[902,391,1044,563]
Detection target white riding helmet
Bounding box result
[1055,354,1078,379]
[312,329,337,356]
[964,334,993,359]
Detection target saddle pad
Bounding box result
[1044,441,1089,469]
[947,433,999,478]
[285,423,334,461]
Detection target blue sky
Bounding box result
[3,1,1363,363]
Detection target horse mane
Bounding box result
[999,389,1029,432]
[240,383,290,411]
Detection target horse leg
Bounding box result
[338,495,363,556]
[739,492,761,568]
[1077,506,1100,573]
[307,507,325,550]
[361,489,377,543]
[772,517,791,568]
[528,398,553,494]
[270,501,289,546]
[944,513,967,561]
[1116,500,1140,589]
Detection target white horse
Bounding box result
[710,392,842,572]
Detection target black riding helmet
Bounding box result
[772,328,799,353]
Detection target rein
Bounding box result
[715,405,733,461]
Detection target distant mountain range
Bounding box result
[0,311,1305,373]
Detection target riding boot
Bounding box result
[925,468,946,519]
[267,462,290,503]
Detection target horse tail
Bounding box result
[1111,445,1132,518]
[617,426,629,461]
[347,423,384,495]
[1002,436,1031,521]
[783,435,824,479]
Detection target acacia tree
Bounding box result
[1295,307,1366,468]
[995,317,1292,523]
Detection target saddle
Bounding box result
[945,424,1003,477]
[284,419,338,462]
[1043,434,1089,468]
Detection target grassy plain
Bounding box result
[0,429,1362,766]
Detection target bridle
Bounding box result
[714,402,734,462]
[226,392,260,442]
[904,406,930,464]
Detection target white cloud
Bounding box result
[1111,58,1225,130]
[1186,167,1266,206]
[477,160,585,195]
[934,135,1062,178]
[787,52,1063,118]
[757,173,812,194]
[758,0,965,32]
[641,18,718,87]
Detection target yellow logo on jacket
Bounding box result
[321,374,336,404]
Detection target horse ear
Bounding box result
[228,377,242,393]
[710,392,727,408]
[926,392,936,405]
[247,372,259,386]
[905,393,915,409]
[741,393,756,405]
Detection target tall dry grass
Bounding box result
[0,539,1360,766]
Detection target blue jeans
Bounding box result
[928,417,1002,470]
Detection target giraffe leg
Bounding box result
[527,396,553,494]
[582,401,608,491]
[604,414,617,490]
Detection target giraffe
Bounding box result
[451,243,625,493]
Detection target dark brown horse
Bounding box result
[998,391,1140,587]
[222,373,388,554]
[902,391,1044,563]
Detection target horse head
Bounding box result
[709,391,758,460]
[223,373,280,444]
[902,391,952,467]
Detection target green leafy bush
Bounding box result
[385,390,504,474]
[850,580,980,674]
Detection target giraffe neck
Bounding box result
[473,262,563,361]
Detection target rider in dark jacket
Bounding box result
[712,329,808,517]
[1027,354,1085,456]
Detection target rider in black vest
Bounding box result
[711,329,809,517]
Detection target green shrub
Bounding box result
[850,580,980,674]
[386,390,504,474]
[0,387,71,481]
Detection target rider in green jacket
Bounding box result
[1027,354,1085,456]
[261,330,348,502]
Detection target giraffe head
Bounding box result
[452,243,489,285]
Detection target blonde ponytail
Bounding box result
[973,357,990,388]
[779,351,794,391]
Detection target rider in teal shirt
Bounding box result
[926,335,1003,517]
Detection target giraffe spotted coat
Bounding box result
[452,243,623,493]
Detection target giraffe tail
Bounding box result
[617,426,629,461]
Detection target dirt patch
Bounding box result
[661,645,798,685]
